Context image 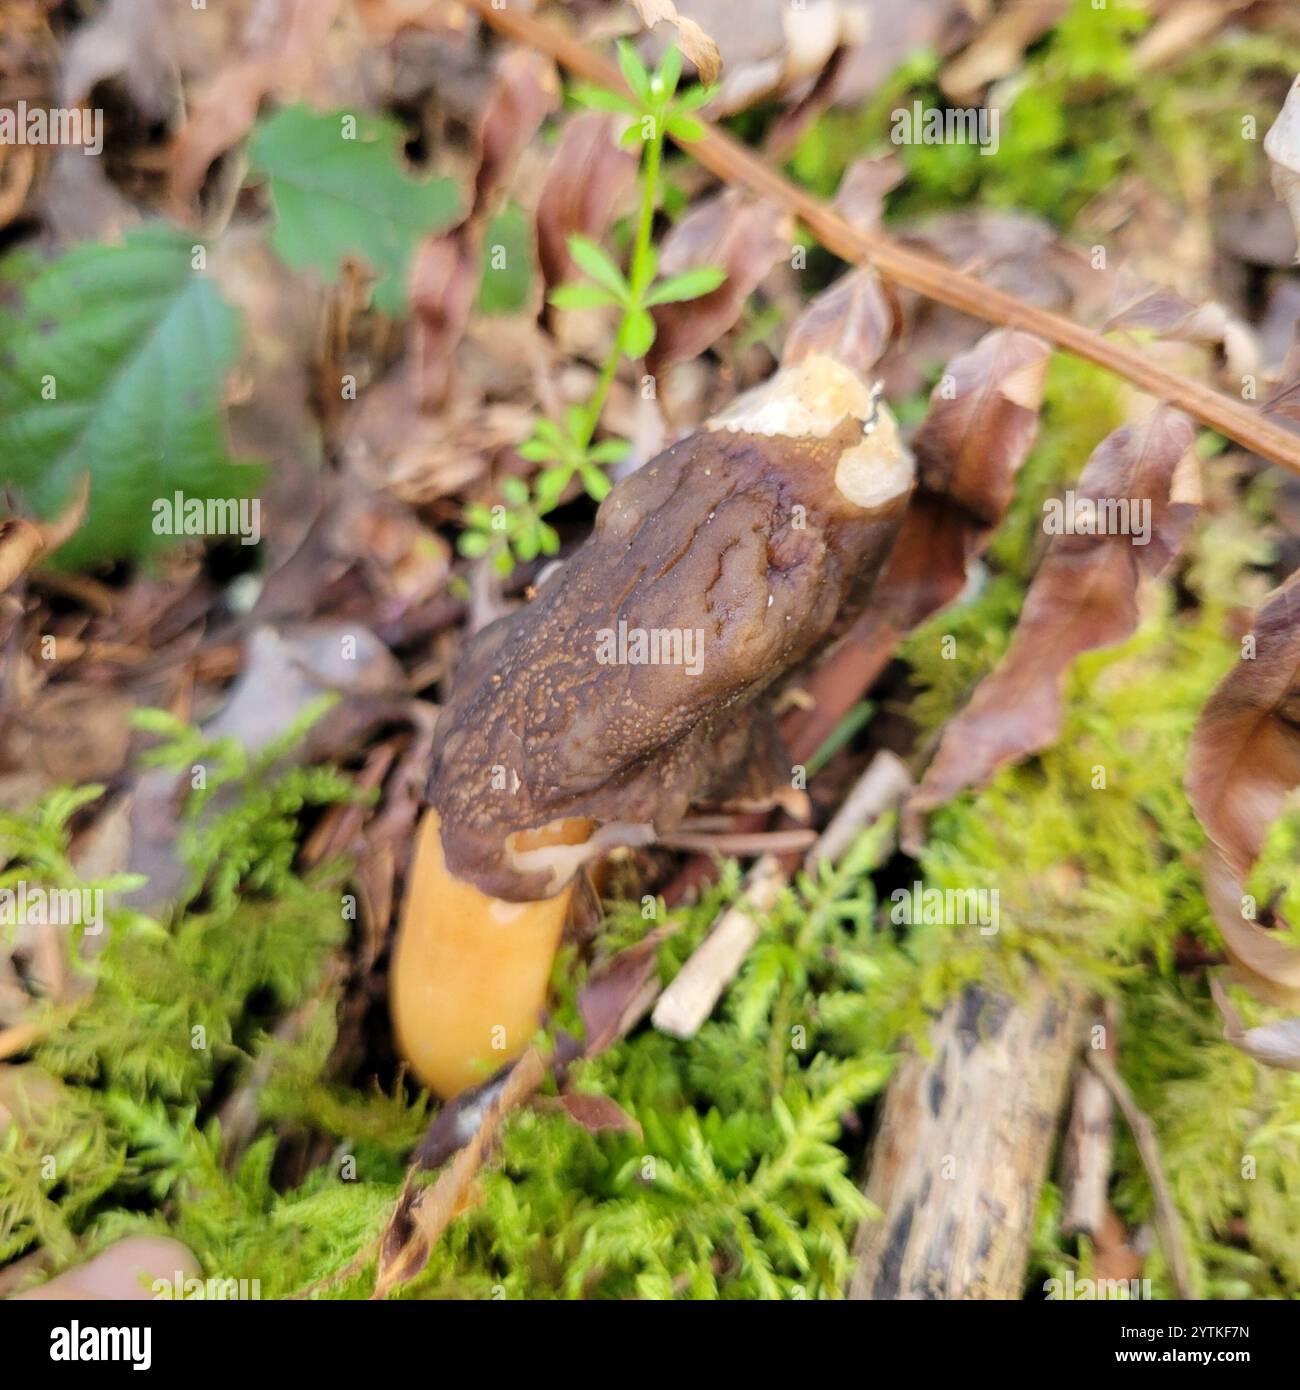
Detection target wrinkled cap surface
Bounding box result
[430,356,914,900]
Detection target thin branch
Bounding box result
[462,0,1300,479]
[1085,1049,1195,1300]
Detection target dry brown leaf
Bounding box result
[1187,567,1300,879]
[535,113,638,292]
[881,328,1052,632]
[474,48,560,214]
[782,267,895,381]
[1263,330,1300,424]
[646,189,789,375]
[168,0,341,212]
[831,154,904,234]
[907,407,1199,842]
[540,1091,644,1139]
[940,0,1066,101]
[373,1046,546,1299]
[1265,73,1300,260]
[409,227,481,409]
[1186,570,1300,1009]
[1210,974,1300,1072]
[631,0,722,83]
[0,476,89,590]
[1103,266,1230,343]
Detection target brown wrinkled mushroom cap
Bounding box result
[430,355,914,900]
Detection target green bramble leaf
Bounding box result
[0,225,263,569]
[566,235,629,300]
[645,266,726,305]
[250,105,461,316]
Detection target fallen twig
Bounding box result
[653,750,912,1041]
[1085,1048,1195,1299]
[461,0,1300,478]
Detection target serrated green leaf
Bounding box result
[645,265,726,305]
[566,235,628,299]
[0,225,263,569]
[250,105,461,316]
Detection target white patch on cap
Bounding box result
[706,354,879,439]
[707,354,915,511]
[834,402,914,510]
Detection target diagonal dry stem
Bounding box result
[461,0,1300,478]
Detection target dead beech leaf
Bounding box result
[631,0,722,83]
[541,1091,644,1139]
[646,189,789,375]
[168,0,341,212]
[907,407,1199,841]
[0,477,90,589]
[373,1047,546,1299]
[782,267,894,381]
[1210,974,1300,1072]
[474,48,560,214]
[1103,266,1229,343]
[1186,567,1300,879]
[535,113,638,292]
[1186,569,1300,1009]
[1264,74,1300,259]
[881,328,1052,631]
[1263,331,1300,424]
[578,929,674,1057]
[831,154,904,234]
[409,227,481,409]
[939,0,1066,101]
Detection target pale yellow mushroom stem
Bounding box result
[390,809,591,1098]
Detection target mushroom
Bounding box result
[391,354,915,1096]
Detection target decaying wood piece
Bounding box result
[849,977,1088,1300]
